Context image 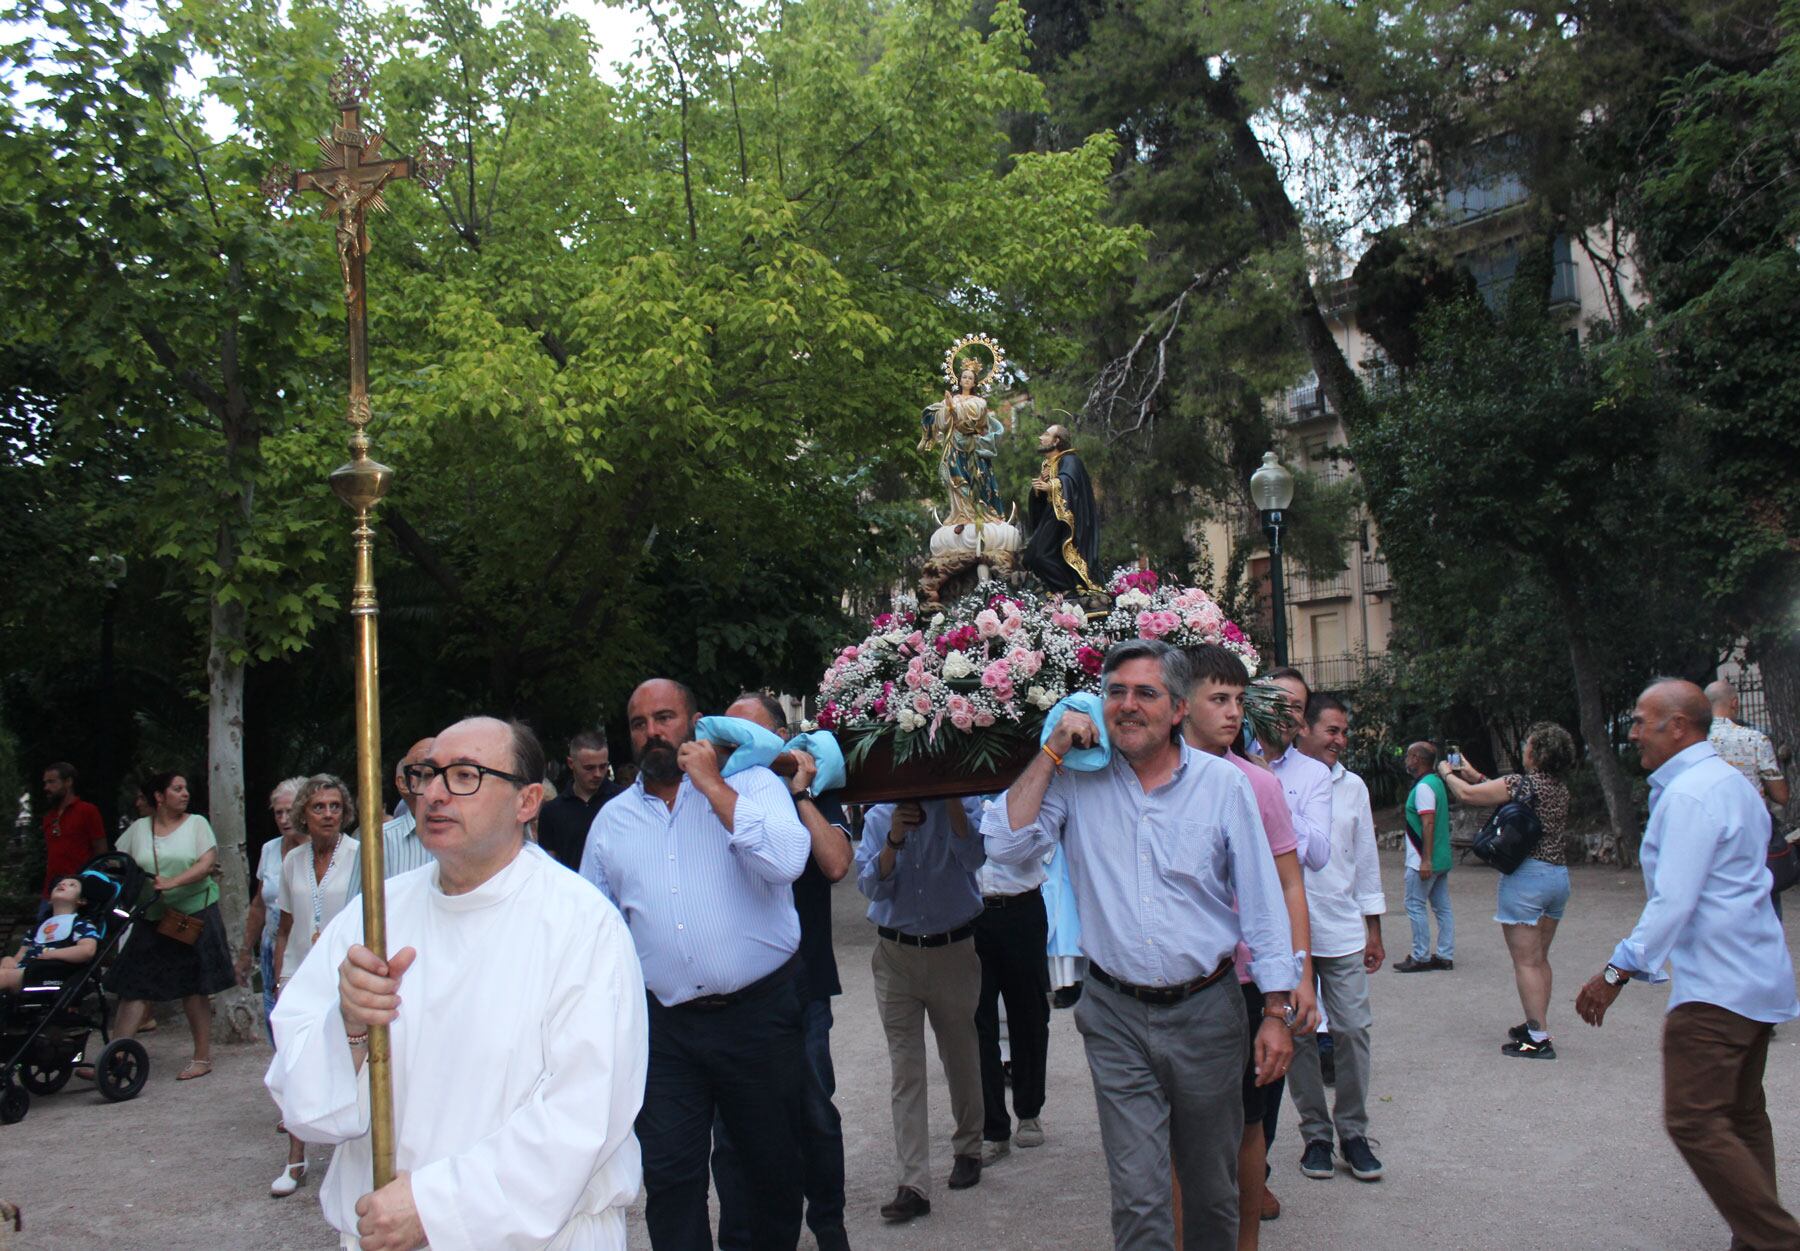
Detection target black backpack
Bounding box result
[1472,800,1544,874]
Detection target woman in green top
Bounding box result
[105,771,236,1081]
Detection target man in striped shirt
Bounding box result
[349,736,436,894]
[581,678,813,1251]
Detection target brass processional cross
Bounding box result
[264,56,447,1191]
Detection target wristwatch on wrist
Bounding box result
[1603,964,1631,988]
[1262,1000,1296,1029]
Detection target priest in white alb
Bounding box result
[267,716,648,1251]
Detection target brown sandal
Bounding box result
[177,1059,213,1081]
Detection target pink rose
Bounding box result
[1052,610,1084,632]
[913,692,933,715]
[1136,610,1170,640]
[905,630,925,653]
[974,709,996,727]
[975,609,1002,638]
[947,693,974,731]
[999,613,1023,638]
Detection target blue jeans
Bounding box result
[260,937,278,1043]
[714,995,848,1250]
[1404,867,1454,961]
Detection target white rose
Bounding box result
[884,630,908,646]
[1026,685,1059,710]
[930,613,946,628]
[897,708,925,732]
[1117,588,1151,610]
[943,651,976,679]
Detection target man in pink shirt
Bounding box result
[1183,644,1317,1248]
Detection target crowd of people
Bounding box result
[16,661,1799,1250]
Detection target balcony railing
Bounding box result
[1288,567,1352,601]
[1297,653,1367,692]
[1362,556,1392,593]
[1284,380,1330,423]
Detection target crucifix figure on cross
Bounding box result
[261,55,447,1194]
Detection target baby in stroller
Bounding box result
[0,876,100,994]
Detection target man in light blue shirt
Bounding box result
[983,640,1297,1251]
[858,797,987,1220]
[580,678,812,1251]
[347,737,436,896]
[1577,679,1800,1250]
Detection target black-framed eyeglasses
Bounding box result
[404,762,529,796]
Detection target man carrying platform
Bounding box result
[983,639,1297,1251]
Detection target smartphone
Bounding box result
[1447,744,1464,768]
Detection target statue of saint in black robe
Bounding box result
[1024,433,1102,594]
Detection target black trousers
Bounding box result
[973,887,1051,1142]
[639,967,809,1251]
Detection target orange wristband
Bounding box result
[1042,744,1064,768]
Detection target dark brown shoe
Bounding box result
[880,1186,930,1222]
[1261,1185,1281,1221]
[947,1153,982,1190]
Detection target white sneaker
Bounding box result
[1015,1117,1045,1148]
[980,1138,1010,1165]
[271,1161,306,1198]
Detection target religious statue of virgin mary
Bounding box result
[918,334,1010,529]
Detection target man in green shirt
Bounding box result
[1395,742,1454,972]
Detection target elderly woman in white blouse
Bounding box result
[236,776,309,1040]
[268,772,360,1198]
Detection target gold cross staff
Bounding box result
[264,56,447,1192]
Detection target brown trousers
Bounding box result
[1663,1002,1800,1251]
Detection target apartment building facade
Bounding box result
[1199,167,1641,692]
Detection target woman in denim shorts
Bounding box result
[1438,723,1576,1059]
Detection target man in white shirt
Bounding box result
[1288,694,1387,1184]
[267,717,648,1251]
[1256,666,1334,1199]
[972,800,1052,1164]
[1577,680,1800,1250]
[1261,668,1333,874]
[1705,680,1790,809]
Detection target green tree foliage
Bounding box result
[1349,279,1726,858]
[1,0,1138,837]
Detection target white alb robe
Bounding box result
[266,843,648,1250]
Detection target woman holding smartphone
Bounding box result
[1437,723,1577,1059]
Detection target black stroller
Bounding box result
[0,851,154,1123]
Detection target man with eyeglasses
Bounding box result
[982,640,1296,1251]
[580,678,813,1251]
[350,737,437,895]
[267,716,649,1251]
[539,729,623,872]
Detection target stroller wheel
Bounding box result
[0,1077,28,1124]
[21,1056,75,1095]
[96,1038,149,1103]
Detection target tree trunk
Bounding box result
[1756,630,1800,830]
[207,535,262,1043]
[1549,569,1639,863]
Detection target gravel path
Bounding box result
[5,848,1797,1250]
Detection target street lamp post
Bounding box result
[1249,451,1295,669]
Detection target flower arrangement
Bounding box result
[815,569,1268,779]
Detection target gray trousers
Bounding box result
[871,935,984,1195]
[1074,974,1247,1251]
[1287,952,1373,1145]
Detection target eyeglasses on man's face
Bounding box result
[403,762,528,796]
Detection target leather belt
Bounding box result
[981,887,1041,909]
[665,953,800,1011]
[1089,957,1233,1006]
[877,924,974,948]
